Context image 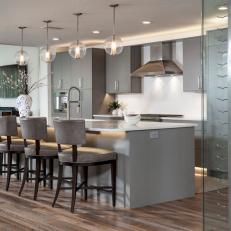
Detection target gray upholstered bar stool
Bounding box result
[0,131,34,177]
[19,117,59,200]
[52,119,117,213]
[0,116,25,191]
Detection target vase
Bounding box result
[112,109,118,116]
[16,94,32,117]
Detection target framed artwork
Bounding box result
[0,64,27,98]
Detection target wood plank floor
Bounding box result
[0,176,224,231]
[0,176,204,231]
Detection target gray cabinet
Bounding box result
[106,46,142,94]
[70,51,92,89]
[183,37,201,92]
[51,48,109,119]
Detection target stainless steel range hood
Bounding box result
[131,42,183,77]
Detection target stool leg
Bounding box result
[42,159,46,187]
[16,153,20,180]
[111,160,117,207]
[83,166,88,201]
[71,165,78,213]
[0,153,3,175]
[34,158,41,200]
[49,159,54,190]
[3,153,6,175]
[52,164,63,207]
[6,152,12,191]
[29,158,33,182]
[19,157,29,196]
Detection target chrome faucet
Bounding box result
[67,86,81,120]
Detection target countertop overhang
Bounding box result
[85,119,195,132]
[17,118,196,132]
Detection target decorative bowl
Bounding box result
[124,114,141,125]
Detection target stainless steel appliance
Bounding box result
[131,42,183,77]
[140,114,183,122]
[54,92,68,112]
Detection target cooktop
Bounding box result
[140,114,183,118]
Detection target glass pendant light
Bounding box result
[69,13,86,59]
[40,20,56,63]
[104,4,123,56]
[15,26,29,66]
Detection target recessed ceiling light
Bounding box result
[52,37,60,41]
[218,5,228,11]
[142,21,152,25]
[92,30,100,34]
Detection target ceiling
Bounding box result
[0,0,226,48]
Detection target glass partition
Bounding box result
[202,0,229,230]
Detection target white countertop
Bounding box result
[85,119,195,132]
[93,114,204,122]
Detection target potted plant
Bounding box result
[108,100,121,116]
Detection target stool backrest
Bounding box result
[20,117,47,141]
[0,116,18,137]
[53,119,86,145]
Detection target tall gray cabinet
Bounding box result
[51,48,108,119]
[106,46,142,94]
[183,36,202,92]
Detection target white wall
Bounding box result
[0,44,40,115]
[117,41,203,119]
[38,59,51,121]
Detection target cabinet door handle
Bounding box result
[114,81,119,92]
[78,78,82,88]
[197,76,202,90]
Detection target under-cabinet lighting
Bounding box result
[218,5,228,11]
[142,21,152,25]
[92,30,100,34]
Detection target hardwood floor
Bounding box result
[1,176,227,231]
[0,176,204,231]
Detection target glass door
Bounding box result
[202,0,229,230]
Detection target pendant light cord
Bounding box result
[76,14,79,42]
[46,21,49,51]
[113,6,116,38]
[21,28,24,52]
[43,20,52,51]
[75,13,82,44]
[110,4,118,40]
[19,26,26,53]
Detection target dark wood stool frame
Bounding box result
[1,136,24,191]
[19,139,57,200]
[52,144,117,213]
[0,152,21,179]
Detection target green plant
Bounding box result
[108,100,121,112]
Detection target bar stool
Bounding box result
[52,119,117,213]
[0,136,34,178]
[0,116,25,191]
[18,117,60,200]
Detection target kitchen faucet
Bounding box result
[67,86,81,120]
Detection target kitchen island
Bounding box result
[80,120,195,208]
